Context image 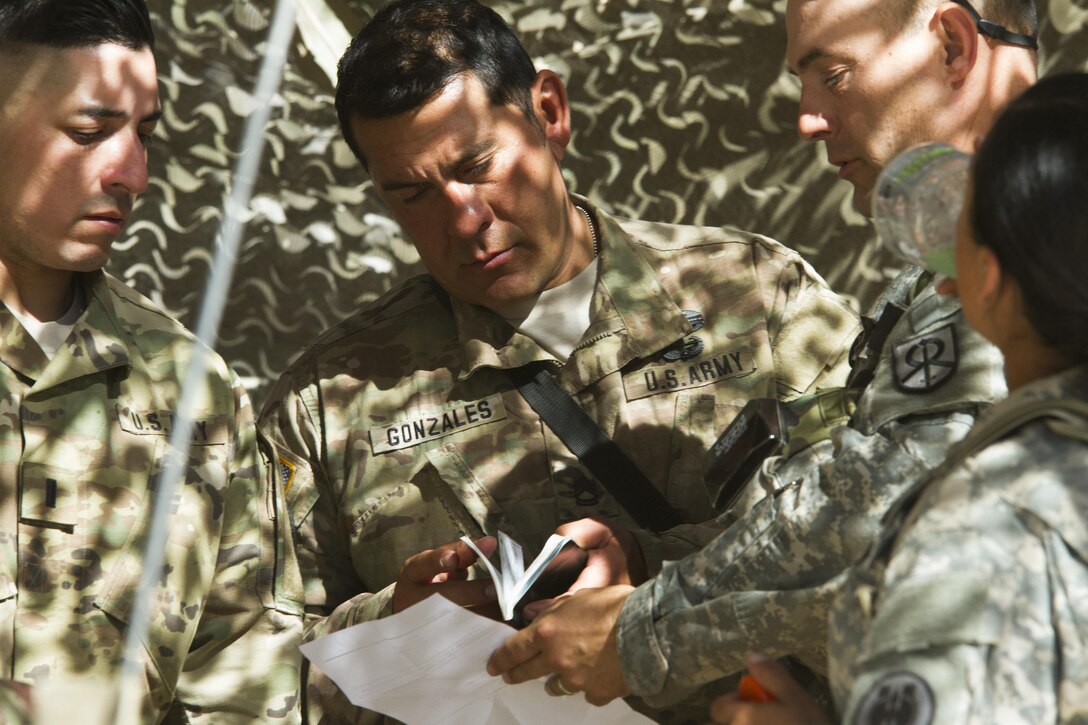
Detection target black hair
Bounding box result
[334,0,539,167]
[0,0,154,51]
[971,72,1088,361]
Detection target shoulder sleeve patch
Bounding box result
[853,671,934,725]
[893,324,958,393]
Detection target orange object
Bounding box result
[738,674,775,702]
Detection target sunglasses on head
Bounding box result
[951,0,1038,50]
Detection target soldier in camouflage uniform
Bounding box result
[256,0,859,721]
[487,0,1039,711]
[713,71,1088,725]
[0,1,302,722]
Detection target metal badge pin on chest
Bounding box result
[575,204,600,257]
[662,310,705,361]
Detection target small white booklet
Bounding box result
[461,531,573,621]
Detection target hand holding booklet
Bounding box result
[461,531,587,623]
[299,592,651,724]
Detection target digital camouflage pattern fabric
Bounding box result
[0,271,303,723]
[615,275,1007,706]
[258,198,859,723]
[831,364,1088,725]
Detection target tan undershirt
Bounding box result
[7,283,86,360]
[496,258,599,362]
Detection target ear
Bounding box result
[976,245,1004,307]
[532,69,571,162]
[935,2,980,86]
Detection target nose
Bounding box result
[103,131,150,196]
[446,182,493,239]
[797,92,832,142]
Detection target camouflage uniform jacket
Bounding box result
[830,364,1088,724]
[616,275,1007,705]
[258,199,858,721]
[0,271,302,723]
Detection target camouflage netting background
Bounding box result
[123,0,1088,408]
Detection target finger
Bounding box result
[556,517,612,549]
[567,550,627,591]
[503,652,562,685]
[467,535,498,563]
[487,628,540,676]
[743,653,814,705]
[544,674,578,697]
[434,566,469,583]
[400,546,463,585]
[400,536,495,584]
[708,693,745,724]
[519,596,561,622]
[428,578,496,609]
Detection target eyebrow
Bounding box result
[76,106,163,124]
[790,48,830,76]
[379,138,495,193]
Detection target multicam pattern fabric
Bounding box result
[0,272,302,723]
[258,199,859,723]
[615,280,1007,705]
[121,1,1088,410]
[830,365,1088,724]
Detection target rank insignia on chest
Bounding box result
[661,309,706,362]
[892,324,958,393]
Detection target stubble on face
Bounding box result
[0,43,159,316]
[354,73,588,311]
[786,0,947,217]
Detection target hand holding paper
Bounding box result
[299,594,652,724]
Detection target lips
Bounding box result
[470,247,513,271]
[829,155,854,177]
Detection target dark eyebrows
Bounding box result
[75,107,163,125]
[379,138,496,193]
[792,48,830,76]
[455,139,495,168]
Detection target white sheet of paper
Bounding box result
[299,594,653,725]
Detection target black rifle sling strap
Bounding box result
[509,366,683,533]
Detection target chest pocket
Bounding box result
[348,451,493,590]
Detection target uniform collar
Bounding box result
[452,196,693,386]
[0,271,131,390]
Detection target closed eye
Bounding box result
[462,157,493,180]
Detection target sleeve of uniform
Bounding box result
[615,412,975,705]
[616,440,838,702]
[173,376,303,723]
[258,365,401,637]
[837,512,1053,725]
[760,243,860,399]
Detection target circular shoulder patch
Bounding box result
[853,671,935,725]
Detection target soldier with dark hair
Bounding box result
[0,1,302,721]
[257,0,861,721]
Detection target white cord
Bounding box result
[113,1,298,721]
